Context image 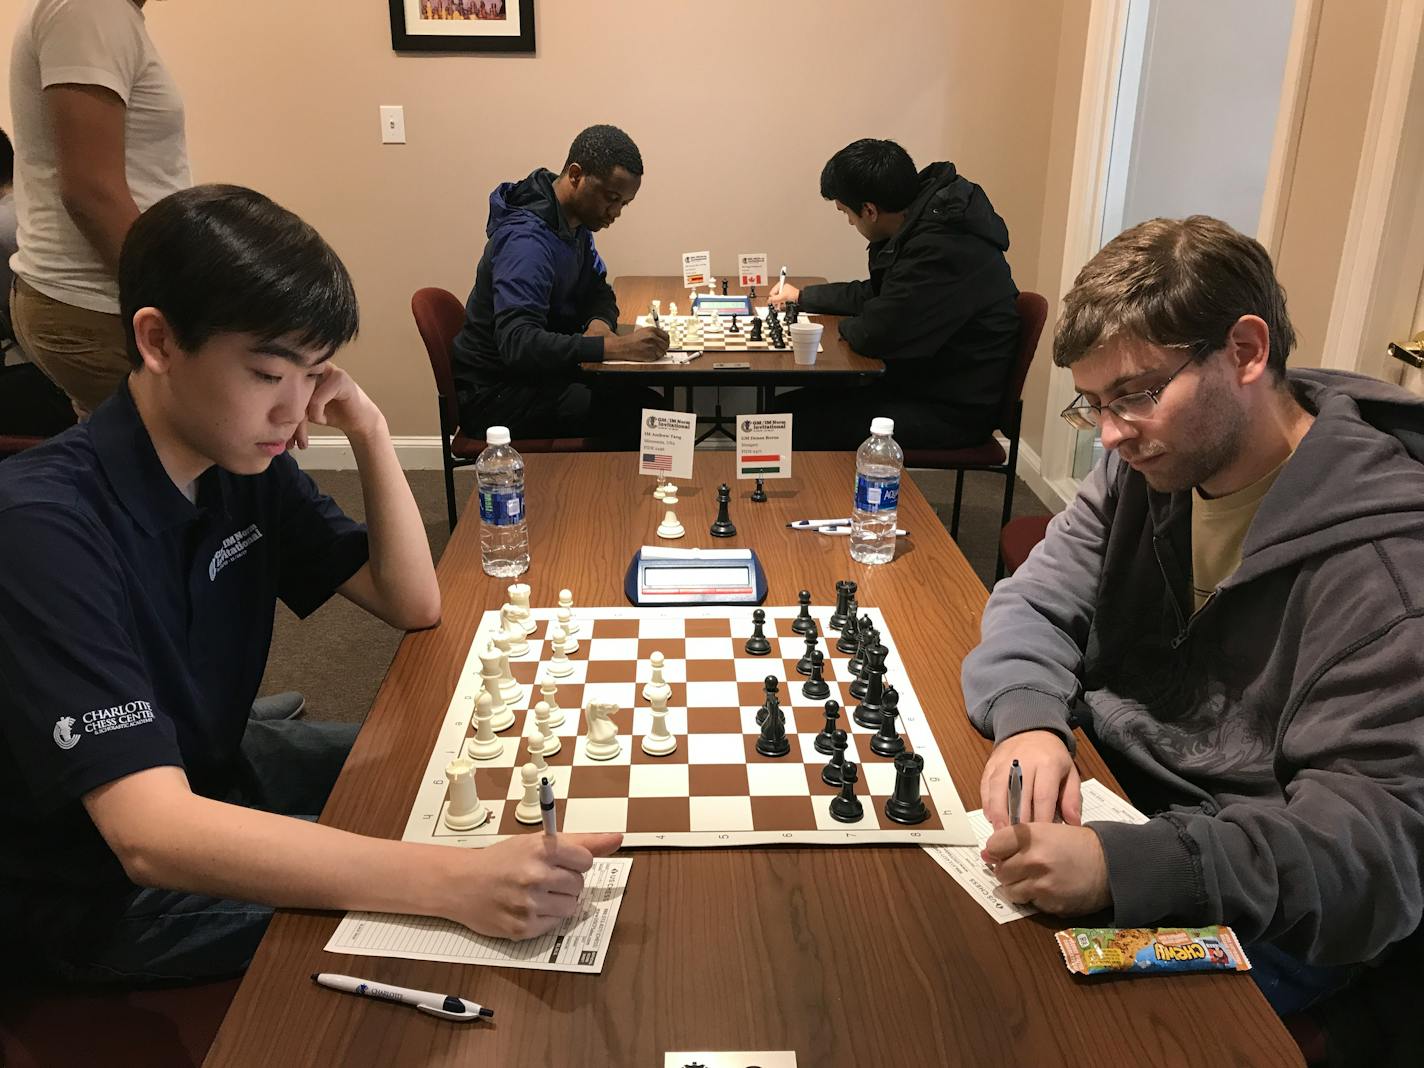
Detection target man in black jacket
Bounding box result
[770,139,1019,449]
[452,125,667,445]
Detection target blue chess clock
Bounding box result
[625,547,768,606]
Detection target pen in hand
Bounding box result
[540,777,557,839]
[1008,759,1022,826]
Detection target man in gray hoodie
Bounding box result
[963,215,1424,1016]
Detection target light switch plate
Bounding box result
[380,105,406,144]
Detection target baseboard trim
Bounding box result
[293,435,447,471]
[1013,439,1073,513]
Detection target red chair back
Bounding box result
[410,287,468,435]
[999,291,1049,435]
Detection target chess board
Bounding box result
[634,314,824,354]
[402,605,973,849]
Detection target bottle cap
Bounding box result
[485,426,511,446]
[870,417,895,436]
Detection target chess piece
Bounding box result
[796,626,819,676]
[642,650,672,703]
[508,582,536,635]
[785,301,799,324]
[744,608,772,655]
[443,759,490,831]
[669,301,678,317]
[710,483,736,538]
[557,588,581,637]
[849,630,880,702]
[751,478,767,503]
[853,645,888,729]
[884,751,930,825]
[657,494,686,539]
[491,629,522,705]
[527,732,553,784]
[836,600,861,653]
[466,691,504,760]
[802,649,830,701]
[534,700,561,757]
[756,675,780,726]
[829,760,864,823]
[653,482,667,502]
[749,316,763,342]
[848,615,875,676]
[583,700,622,761]
[821,728,849,787]
[514,763,543,824]
[539,680,565,728]
[500,605,530,658]
[721,278,729,295]
[829,580,857,631]
[478,645,515,731]
[791,589,816,635]
[756,698,790,758]
[814,700,840,755]
[546,626,574,679]
[870,686,905,757]
[730,314,741,334]
[641,689,678,756]
[556,606,579,654]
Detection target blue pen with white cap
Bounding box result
[311,973,494,1021]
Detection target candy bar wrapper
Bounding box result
[1056,926,1252,976]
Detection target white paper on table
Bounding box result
[923,780,1148,924]
[666,1054,797,1068]
[603,351,703,365]
[323,858,631,973]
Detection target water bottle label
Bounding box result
[855,474,899,513]
[479,488,525,526]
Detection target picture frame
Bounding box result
[389,0,536,54]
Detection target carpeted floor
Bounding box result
[259,467,1052,724]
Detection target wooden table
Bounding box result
[205,455,1302,1067]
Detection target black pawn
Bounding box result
[756,699,790,758]
[829,580,857,631]
[829,761,864,823]
[730,314,741,334]
[885,751,929,825]
[802,650,830,701]
[744,608,771,655]
[795,627,819,676]
[710,483,736,538]
[813,700,840,755]
[791,589,816,635]
[751,478,767,503]
[756,675,779,726]
[870,686,905,757]
[835,600,860,654]
[853,648,887,729]
[822,728,848,786]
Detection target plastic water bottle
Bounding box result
[850,416,903,565]
[476,426,529,577]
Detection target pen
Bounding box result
[540,776,557,837]
[786,518,851,529]
[1008,759,1022,826]
[311,973,494,1021]
[816,526,908,537]
[778,265,788,294]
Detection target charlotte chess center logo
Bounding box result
[53,716,79,750]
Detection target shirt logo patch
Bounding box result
[209,523,263,581]
[53,716,80,750]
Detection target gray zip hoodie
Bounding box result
[963,369,1424,965]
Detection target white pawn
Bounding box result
[491,629,523,705]
[527,732,553,785]
[478,645,515,732]
[669,301,679,317]
[514,762,543,824]
[443,759,490,831]
[557,589,580,637]
[643,650,672,703]
[583,700,622,761]
[500,605,530,658]
[540,680,566,728]
[466,691,504,760]
[508,582,536,635]
[641,689,677,757]
[556,607,579,653]
[657,495,685,539]
[534,700,561,756]
[546,626,574,679]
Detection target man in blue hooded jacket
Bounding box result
[452,125,666,444]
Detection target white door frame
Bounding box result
[1034,0,1322,507]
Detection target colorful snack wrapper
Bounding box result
[1056,926,1252,976]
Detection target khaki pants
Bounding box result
[9,278,131,418]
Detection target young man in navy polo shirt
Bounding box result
[0,185,621,985]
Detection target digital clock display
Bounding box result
[643,566,752,589]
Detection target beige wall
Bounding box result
[0,0,1067,436]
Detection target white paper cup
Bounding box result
[790,321,823,365]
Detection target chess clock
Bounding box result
[625,547,768,606]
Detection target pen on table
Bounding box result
[540,776,558,838]
[1008,759,1022,826]
[311,973,494,1021]
[786,518,851,529]
[816,526,908,537]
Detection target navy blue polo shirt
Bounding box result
[0,380,368,944]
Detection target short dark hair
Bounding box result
[0,128,13,188]
[1054,215,1296,379]
[118,184,360,369]
[819,139,919,214]
[562,124,643,180]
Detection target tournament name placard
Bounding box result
[639,409,696,481]
[681,250,711,288]
[738,252,768,288]
[736,415,793,479]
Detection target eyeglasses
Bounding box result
[1059,346,1212,430]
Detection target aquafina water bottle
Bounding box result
[850,417,903,565]
[476,426,528,577]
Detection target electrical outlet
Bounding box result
[379,105,406,145]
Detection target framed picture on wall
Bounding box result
[389,0,535,54]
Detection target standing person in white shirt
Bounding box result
[8,0,190,419]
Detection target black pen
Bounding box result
[1008,759,1022,825]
